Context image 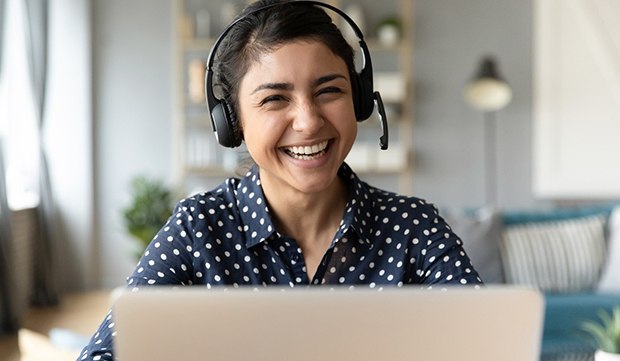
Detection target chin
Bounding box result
[289,169,342,194]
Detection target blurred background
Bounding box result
[1,1,619,357]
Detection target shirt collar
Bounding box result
[337,163,375,246]
[234,166,277,248]
[236,163,375,249]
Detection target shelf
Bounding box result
[346,142,410,174]
[365,39,409,52]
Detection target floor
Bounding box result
[0,289,112,361]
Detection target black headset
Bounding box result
[204,0,388,150]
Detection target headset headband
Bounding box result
[204,0,388,150]
[205,0,370,110]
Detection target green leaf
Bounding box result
[581,306,620,353]
[122,176,174,256]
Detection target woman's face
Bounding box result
[238,39,357,195]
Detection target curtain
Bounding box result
[24,0,59,306]
[0,142,18,333]
[0,0,20,335]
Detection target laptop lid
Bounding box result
[113,286,544,361]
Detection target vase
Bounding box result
[595,350,620,361]
[378,24,399,47]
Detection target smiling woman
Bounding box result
[79,1,482,360]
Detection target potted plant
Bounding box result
[581,306,620,361]
[123,176,173,258]
[375,16,401,47]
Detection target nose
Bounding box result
[291,100,324,134]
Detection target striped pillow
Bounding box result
[499,214,607,293]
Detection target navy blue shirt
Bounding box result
[79,163,482,361]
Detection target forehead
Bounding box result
[241,40,349,88]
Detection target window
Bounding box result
[0,0,41,210]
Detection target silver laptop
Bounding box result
[113,286,544,361]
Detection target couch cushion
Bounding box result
[500,214,607,293]
[442,206,504,284]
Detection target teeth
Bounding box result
[284,140,329,160]
[286,140,329,156]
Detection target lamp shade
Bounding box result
[464,57,512,112]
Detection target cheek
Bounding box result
[350,121,358,138]
[238,111,283,151]
[334,103,358,138]
[344,122,358,148]
[237,103,257,142]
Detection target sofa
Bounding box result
[444,204,620,361]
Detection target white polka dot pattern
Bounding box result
[78,163,482,360]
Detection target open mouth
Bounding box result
[282,140,330,160]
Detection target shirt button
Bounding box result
[291,254,300,262]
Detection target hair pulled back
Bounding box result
[213,0,356,122]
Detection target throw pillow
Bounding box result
[500,214,607,293]
[598,206,620,293]
[442,206,504,284]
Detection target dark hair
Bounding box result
[213,0,356,122]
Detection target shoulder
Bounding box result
[345,177,443,244]
[358,180,439,222]
[370,189,442,236]
[170,167,268,232]
[343,163,435,209]
[173,176,245,223]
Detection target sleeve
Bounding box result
[77,202,197,361]
[76,311,114,361]
[411,204,484,286]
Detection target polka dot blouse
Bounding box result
[79,163,482,361]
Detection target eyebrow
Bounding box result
[315,73,347,86]
[251,82,292,94]
[251,73,347,95]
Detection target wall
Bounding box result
[93,0,173,288]
[413,0,545,210]
[46,0,95,291]
[533,0,620,199]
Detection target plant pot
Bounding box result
[378,24,399,47]
[595,350,620,361]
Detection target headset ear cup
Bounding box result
[352,73,375,121]
[351,73,361,120]
[224,100,242,147]
[211,100,241,148]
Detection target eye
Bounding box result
[259,94,287,106]
[317,86,344,96]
